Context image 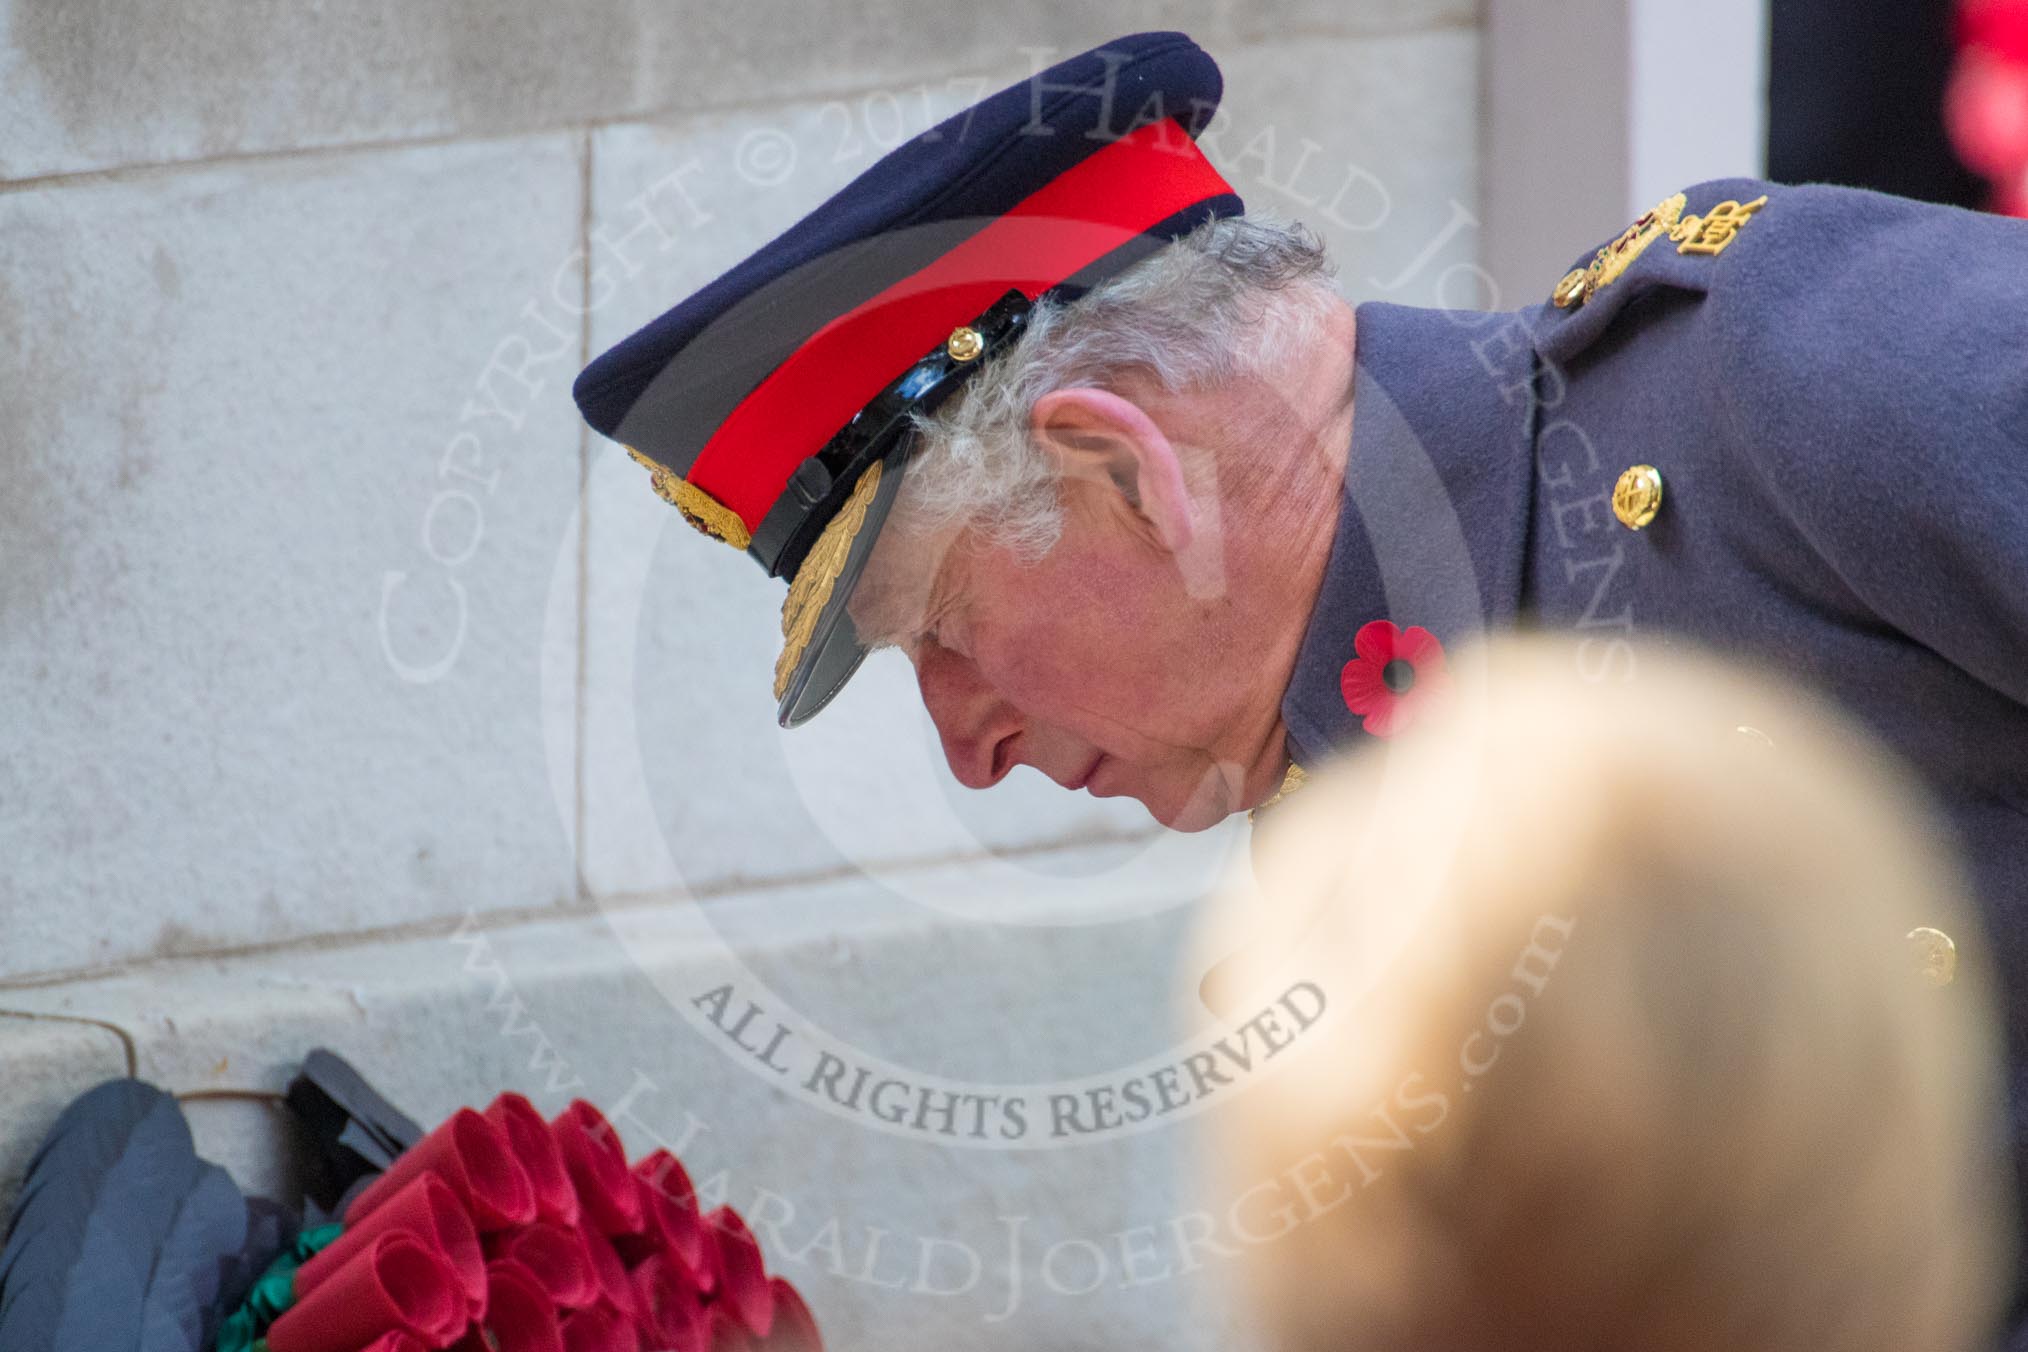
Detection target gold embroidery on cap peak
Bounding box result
[774,460,885,700]
[626,447,753,550]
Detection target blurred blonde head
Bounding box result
[1201,636,2012,1352]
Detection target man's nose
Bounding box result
[912,641,1021,789]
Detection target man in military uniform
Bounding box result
[575,31,2027,1321]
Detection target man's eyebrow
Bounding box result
[848,575,916,650]
[857,553,956,652]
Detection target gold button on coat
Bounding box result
[1612,464,1665,529]
[1908,926,1958,986]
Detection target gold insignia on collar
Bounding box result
[1248,762,1310,824]
[626,447,753,551]
[1551,192,1686,309]
[1670,194,1768,256]
[774,460,884,700]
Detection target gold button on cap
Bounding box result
[1552,267,1590,309]
[1908,926,1958,987]
[945,325,985,362]
[1612,464,1664,530]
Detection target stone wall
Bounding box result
[0,3,1482,1345]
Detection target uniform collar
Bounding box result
[1279,301,1541,765]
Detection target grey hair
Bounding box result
[899,212,1338,557]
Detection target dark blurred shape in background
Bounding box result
[1771,0,2028,216]
[1946,0,2028,214]
[1768,0,1986,206]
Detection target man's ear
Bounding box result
[1028,387,1197,555]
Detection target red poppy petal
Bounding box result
[560,1305,642,1352]
[578,1224,642,1319]
[1390,675,1452,737]
[348,1108,536,1233]
[708,1208,775,1337]
[758,1279,822,1352]
[1393,626,1444,671]
[630,1252,705,1352]
[1351,618,1400,663]
[270,1233,466,1352]
[1340,660,1389,714]
[631,1150,709,1279]
[635,1150,700,1213]
[357,1336,426,1352]
[463,1259,565,1352]
[1361,699,1411,739]
[553,1102,646,1236]
[706,1304,757,1352]
[488,1222,600,1311]
[298,1173,486,1316]
[486,1093,581,1229]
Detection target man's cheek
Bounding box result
[993,664,1076,722]
[974,636,1063,705]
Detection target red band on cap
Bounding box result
[687,117,1235,528]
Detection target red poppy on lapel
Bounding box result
[1339,620,1450,738]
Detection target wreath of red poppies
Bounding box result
[265,1096,818,1352]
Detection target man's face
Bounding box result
[853,476,1274,833]
[846,305,1354,832]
